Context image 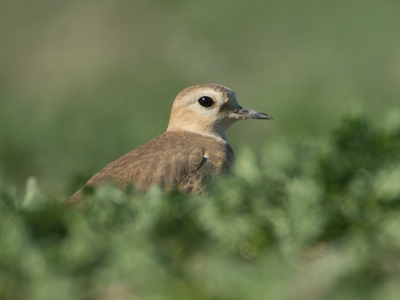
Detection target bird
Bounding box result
[65,84,272,204]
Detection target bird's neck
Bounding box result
[166,124,229,143]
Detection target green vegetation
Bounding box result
[1,115,400,300]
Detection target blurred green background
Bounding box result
[1,0,399,193]
[2,2,400,299]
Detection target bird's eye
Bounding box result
[198,96,214,108]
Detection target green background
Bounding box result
[1,2,400,299]
[1,0,399,194]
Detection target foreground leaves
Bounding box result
[1,115,400,300]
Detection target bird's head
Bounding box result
[166,84,272,141]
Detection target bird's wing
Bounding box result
[75,136,208,196]
[64,134,211,205]
[95,144,207,191]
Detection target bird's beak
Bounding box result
[230,107,273,120]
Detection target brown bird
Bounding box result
[65,84,271,204]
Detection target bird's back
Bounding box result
[65,131,234,204]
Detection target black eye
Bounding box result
[198,96,214,108]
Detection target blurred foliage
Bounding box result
[1,115,400,300]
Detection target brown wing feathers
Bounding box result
[65,132,216,204]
